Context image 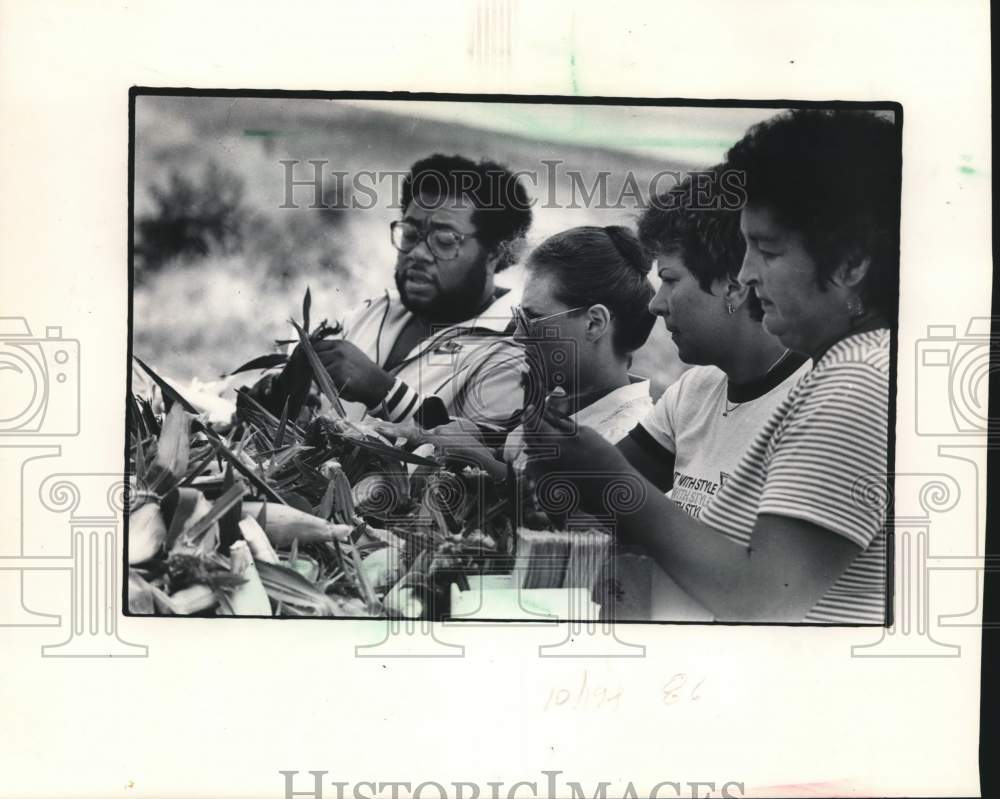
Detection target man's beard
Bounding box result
[395,262,490,323]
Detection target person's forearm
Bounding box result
[614,477,784,620]
[617,433,675,493]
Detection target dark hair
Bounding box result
[526,225,656,355]
[400,153,533,271]
[637,167,763,321]
[725,109,901,323]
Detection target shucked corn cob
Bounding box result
[128,501,167,565]
[242,502,354,547]
[357,546,406,592]
[255,559,365,616]
[218,541,272,616]
[237,514,280,565]
[151,583,217,615]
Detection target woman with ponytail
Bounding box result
[376,225,657,477]
[503,224,657,465]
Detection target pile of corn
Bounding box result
[127,310,512,618]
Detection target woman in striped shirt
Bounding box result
[523,109,900,623]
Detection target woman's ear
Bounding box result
[584,304,613,342]
[833,251,872,290]
[722,278,750,310]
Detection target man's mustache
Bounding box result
[396,265,438,284]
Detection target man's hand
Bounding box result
[291,340,394,408]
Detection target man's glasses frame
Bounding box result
[390,220,479,261]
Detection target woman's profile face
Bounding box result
[515,269,589,393]
[648,253,731,366]
[738,205,844,356]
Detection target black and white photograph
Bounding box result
[126,93,901,625]
[2,3,990,797]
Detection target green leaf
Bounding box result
[228,353,288,375]
[275,395,290,449]
[290,319,346,417]
[177,481,246,549]
[133,356,199,414]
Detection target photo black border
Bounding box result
[124,87,904,629]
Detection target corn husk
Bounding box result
[128,570,156,614]
[255,560,342,616]
[281,553,321,582]
[409,443,436,477]
[358,546,406,592]
[383,585,424,619]
[322,462,362,526]
[352,472,404,516]
[218,541,272,616]
[153,403,191,479]
[242,502,353,547]
[152,583,217,615]
[128,502,167,565]
[360,525,406,549]
[173,491,220,554]
[238,514,280,565]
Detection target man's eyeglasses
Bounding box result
[511,305,589,335]
[390,220,478,261]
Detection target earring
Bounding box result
[847,296,866,318]
[726,302,736,315]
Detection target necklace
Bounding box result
[721,349,791,417]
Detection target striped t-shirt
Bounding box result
[699,328,891,623]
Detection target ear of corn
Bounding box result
[171,491,219,556]
[409,443,436,477]
[128,502,167,565]
[238,515,280,565]
[347,541,380,614]
[217,541,272,616]
[255,560,342,616]
[323,463,362,526]
[242,502,354,547]
[152,583,217,615]
[383,584,424,619]
[128,570,157,614]
[281,553,320,582]
[360,525,405,549]
[357,546,405,593]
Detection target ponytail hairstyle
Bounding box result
[526,225,657,355]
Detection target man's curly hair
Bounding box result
[400,154,533,272]
[725,109,902,323]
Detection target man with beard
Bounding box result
[251,153,533,441]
